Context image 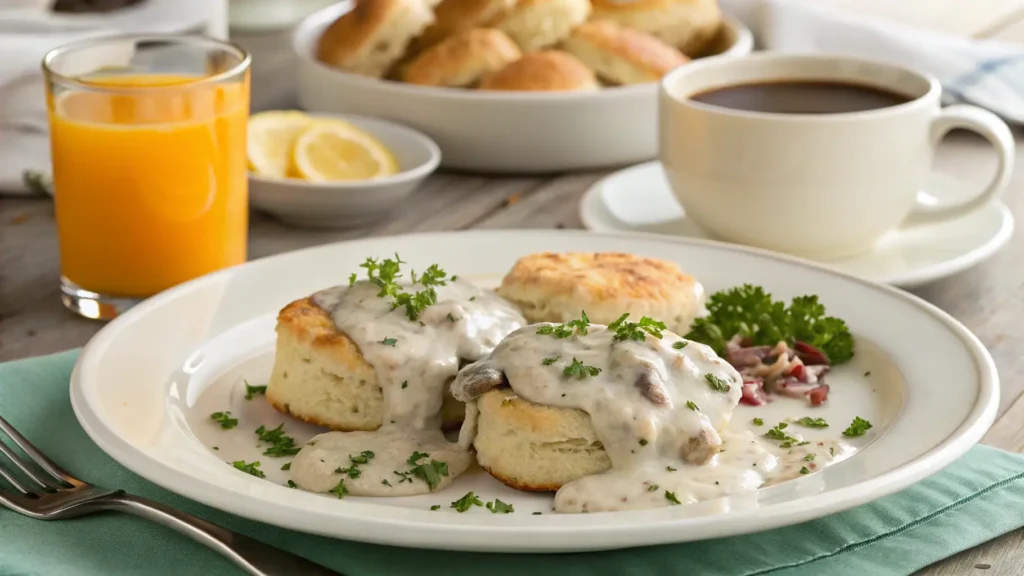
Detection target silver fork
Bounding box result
[0,414,343,576]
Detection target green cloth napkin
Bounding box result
[2,351,1024,576]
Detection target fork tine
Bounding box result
[0,439,64,491]
[0,415,79,487]
[0,461,33,495]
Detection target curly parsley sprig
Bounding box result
[685,285,854,364]
[351,255,452,321]
[608,313,667,342]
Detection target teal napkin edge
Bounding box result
[1,350,1023,576]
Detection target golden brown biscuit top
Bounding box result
[415,0,513,50]
[571,21,689,74]
[402,28,522,85]
[499,252,696,302]
[590,0,692,13]
[479,51,596,91]
[316,0,404,65]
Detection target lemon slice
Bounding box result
[248,111,313,178]
[292,119,399,182]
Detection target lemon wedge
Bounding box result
[291,119,399,182]
[248,111,313,178]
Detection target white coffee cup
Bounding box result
[659,53,1015,259]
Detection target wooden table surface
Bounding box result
[3,3,1024,574]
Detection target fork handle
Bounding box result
[97,493,343,576]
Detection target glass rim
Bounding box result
[42,34,251,92]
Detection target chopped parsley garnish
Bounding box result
[673,341,688,349]
[639,438,648,446]
[753,418,764,426]
[686,401,699,411]
[348,273,357,287]
[451,491,483,512]
[830,447,836,457]
[212,446,219,451]
[407,451,430,465]
[842,416,873,437]
[666,466,677,472]
[410,459,449,491]
[541,356,561,366]
[431,505,441,511]
[210,411,238,429]
[799,466,810,475]
[664,491,681,505]
[705,374,731,392]
[486,498,514,514]
[394,470,414,483]
[532,512,542,515]
[469,296,476,301]
[381,479,392,487]
[350,451,375,464]
[450,275,458,281]
[564,357,601,379]
[281,462,291,471]
[329,479,349,498]
[401,381,408,389]
[685,285,854,364]
[381,337,398,347]
[795,417,829,429]
[336,451,376,479]
[255,423,300,457]
[287,480,297,488]
[244,379,267,400]
[447,313,457,322]
[804,454,816,461]
[354,255,452,321]
[648,484,659,492]
[232,460,264,478]
[608,313,667,342]
[765,423,799,444]
[537,311,590,338]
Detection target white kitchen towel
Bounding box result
[721,0,1024,123]
[0,0,227,195]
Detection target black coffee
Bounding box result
[689,81,912,114]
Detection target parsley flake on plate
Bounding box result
[795,417,829,428]
[255,423,300,457]
[753,418,764,426]
[232,460,264,478]
[244,379,267,400]
[564,358,601,379]
[686,401,699,411]
[664,491,681,505]
[329,479,349,499]
[451,491,483,513]
[210,411,238,430]
[537,311,590,338]
[486,498,514,514]
[673,341,688,350]
[705,374,731,392]
[608,313,667,341]
[842,416,873,437]
[541,356,561,366]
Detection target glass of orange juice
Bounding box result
[43,36,251,320]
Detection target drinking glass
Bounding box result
[43,35,251,320]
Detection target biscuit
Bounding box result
[316,0,435,78]
[495,252,704,334]
[497,0,591,53]
[590,0,722,56]
[471,388,612,491]
[266,297,464,431]
[413,0,517,53]
[561,20,688,84]
[402,28,522,87]
[478,50,598,91]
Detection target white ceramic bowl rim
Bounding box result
[248,113,442,188]
[291,1,754,103]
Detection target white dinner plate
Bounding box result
[70,230,999,553]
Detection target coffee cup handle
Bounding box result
[906,104,1015,225]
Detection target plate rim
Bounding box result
[69,229,1000,551]
[577,161,1015,289]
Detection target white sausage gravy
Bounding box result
[290,278,525,497]
[452,322,849,512]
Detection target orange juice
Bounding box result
[49,74,250,297]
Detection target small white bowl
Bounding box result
[248,114,441,229]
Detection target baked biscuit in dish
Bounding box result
[412,0,517,53]
[496,0,591,53]
[316,0,435,78]
[267,297,465,431]
[561,21,689,85]
[496,252,704,334]
[402,28,522,87]
[478,51,598,91]
[589,0,722,56]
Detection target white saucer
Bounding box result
[580,161,1014,288]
